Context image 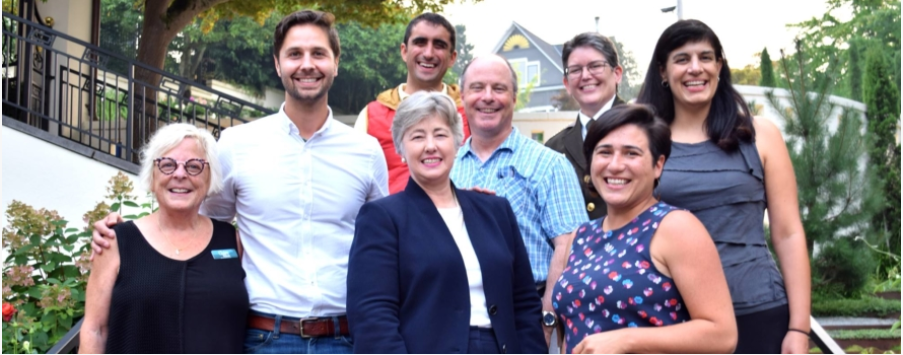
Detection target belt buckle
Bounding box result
[298,317,318,338]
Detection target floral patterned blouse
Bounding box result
[552,202,691,353]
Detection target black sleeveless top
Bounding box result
[105,219,248,353]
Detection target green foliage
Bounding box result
[1,172,152,353]
[199,0,468,30]
[327,22,408,114]
[2,0,18,14]
[848,40,863,101]
[769,43,878,249]
[828,329,902,340]
[550,89,579,111]
[863,48,901,277]
[731,64,762,85]
[166,13,281,94]
[98,0,143,76]
[515,76,537,111]
[92,89,128,121]
[450,24,474,82]
[811,296,901,317]
[814,237,877,296]
[769,43,882,296]
[841,345,900,354]
[789,0,900,99]
[611,37,641,101]
[760,48,776,87]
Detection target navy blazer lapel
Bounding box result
[564,115,587,172]
[403,177,471,248]
[404,178,496,267]
[457,189,490,255]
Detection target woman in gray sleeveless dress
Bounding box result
[637,20,811,354]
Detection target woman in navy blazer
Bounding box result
[347,92,545,354]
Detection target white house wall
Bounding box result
[2,124,150,232]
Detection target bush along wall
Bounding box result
[2,172,152,353]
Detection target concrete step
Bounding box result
[816,317,900,330]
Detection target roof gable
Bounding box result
[491,22,563,74]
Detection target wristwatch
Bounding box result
[542,311,557,327]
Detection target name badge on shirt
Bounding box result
[211,248,238,259]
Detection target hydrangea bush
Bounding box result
[2,172,151,353]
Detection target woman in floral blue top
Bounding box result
[552,105,736,353]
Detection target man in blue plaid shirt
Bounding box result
[451,55,588,348]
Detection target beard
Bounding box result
[282,72,334,104]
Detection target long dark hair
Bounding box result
[636,19,753,152]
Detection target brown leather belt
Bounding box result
[247,314,349,338]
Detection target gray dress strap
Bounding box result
[656,140,787,316]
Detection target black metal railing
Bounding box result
[2,10,275,163]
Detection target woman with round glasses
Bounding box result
[81,123,248,353]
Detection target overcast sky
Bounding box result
[441,0,851,78]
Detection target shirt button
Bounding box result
[488,305,498,315]
[587,202,595,212]
[584,174,591,184]
[501,344,507,353]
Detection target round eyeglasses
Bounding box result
[154,157,208,176]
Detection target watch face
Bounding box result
[543,312,556,326]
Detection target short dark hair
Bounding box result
[635,19,753,152]
[584,104,671,192]
[404,13,456,50]
[460,55,519,94]
[273,10,341,59]
[561,32,620,69]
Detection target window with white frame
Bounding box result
[507,58,541,90]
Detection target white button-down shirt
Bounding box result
[201,104,388,317]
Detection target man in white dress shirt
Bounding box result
[91,10,388,354]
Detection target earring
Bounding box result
[401,157,407,164]
[661,79,669,88]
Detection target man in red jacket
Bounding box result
[353,13,470,194]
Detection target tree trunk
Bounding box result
[129,0,228,161]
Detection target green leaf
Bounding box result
[64,228,78,233]
[65,233,80,244]
[59,313,73,329]
[46,278,60,285]
[123,201,139,208]
[110,202,120,212]
[50,220,67,227]
[62,266,81,279]
[26,288,43,299]
[40,263,55,273]
[49,252,70,264]
[14,244,35,255]
[14,254,29,265]
[122,215,140,220]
